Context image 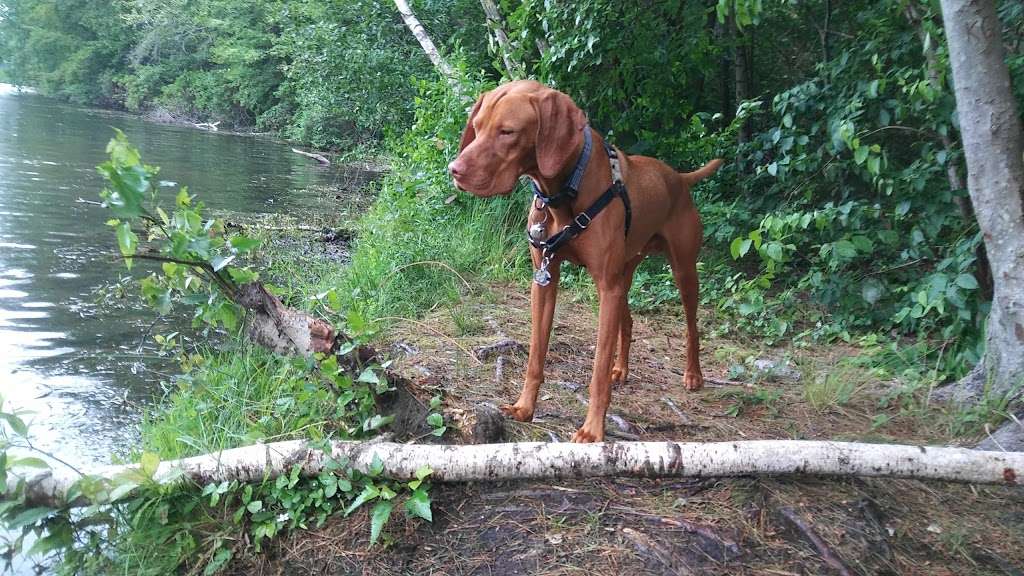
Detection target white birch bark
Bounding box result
[9,440,1023,508]
[393,0,455,81]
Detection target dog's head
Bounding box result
[448,80,588,197]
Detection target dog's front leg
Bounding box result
[572,281,624,443]
[502,257,561,422]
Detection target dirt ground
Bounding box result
[235,282,1023,576]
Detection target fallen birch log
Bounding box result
[10,440,1022,508]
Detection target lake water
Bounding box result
[0,83,366,474]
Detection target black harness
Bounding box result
[528,127,631,286]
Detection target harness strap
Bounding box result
[531,127,592,208]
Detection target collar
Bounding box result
[530,126,592,208]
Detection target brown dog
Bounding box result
[449,80,722,442]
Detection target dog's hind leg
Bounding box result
[611,254,643,385]
[665,214,704,392]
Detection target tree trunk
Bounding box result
[10,439,1023,508]
[479,0,524,78]
[393,0,455,81]
[716,14,733,123]
[733,17,750,145]
[937,0,1024,405]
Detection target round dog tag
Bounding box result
[528,222,547,242]
[533,267,551,286]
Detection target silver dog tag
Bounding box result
[529,222,547,242]
[533,267,551,286]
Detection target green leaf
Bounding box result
[5,507,54,529]
[246,500,263,513]
[369,453,384,477]
[867,155,881,175]
[955,273,978,290]
[414,466,433,481]
[230,236,261,253]
[203,547,234,576]
[766,162,778,176]
[116,221,138,267]
[764,242,784,262]
[357,367,380,385]
[369,500,394,544]
[9,456,49,470]
[730,237,752,260]
[176,187,192,207]
[854,145,869,165]
[0,412,28,436]
[344,485,380,516]
[404,488,432,522]
[140,452,160,478]
[426,413,443,428]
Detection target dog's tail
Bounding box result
[679,158,724,185]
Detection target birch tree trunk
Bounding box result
[10,440,1023,508]
[393,0,455,81]
[937,0,1024,405]
[479,0,524,78]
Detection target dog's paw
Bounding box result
[571,426,604,443]
[683,371,704,391]
[501,402,535,422]
[610,364,629,385]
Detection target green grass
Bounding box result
[141,346,339,459]
[804,361,861,412]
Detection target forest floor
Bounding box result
[224,233,1024,576]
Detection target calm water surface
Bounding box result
[0,84,360,470]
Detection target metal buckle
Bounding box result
[574,212,592,229]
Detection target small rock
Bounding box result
[926,523,942,534]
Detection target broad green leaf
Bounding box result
[230,236,261,253]
[9,456,49,470]
[116,221,138,267]
[369,500,394,544]
[357,367,380,384]
[854,145,869,165]
[955,273,978,290]
[369,453,384,477]
[246,500,263,513]
[404,488,432,522]
[0,412,28,436]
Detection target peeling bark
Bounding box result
[235,282,335,356]
[10,440,1024,508]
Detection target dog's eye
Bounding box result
[499,128,516,136]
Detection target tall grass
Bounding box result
[141,347,339,459]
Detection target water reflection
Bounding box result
[0,85,362,470]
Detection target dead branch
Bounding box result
[778,506,854,576]
[291,148,331,166]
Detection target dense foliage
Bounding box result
[3,0,1022,374]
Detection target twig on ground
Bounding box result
[777,506,854,576]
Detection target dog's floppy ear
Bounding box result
[458,95,485,153]
[534,89,588,179]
